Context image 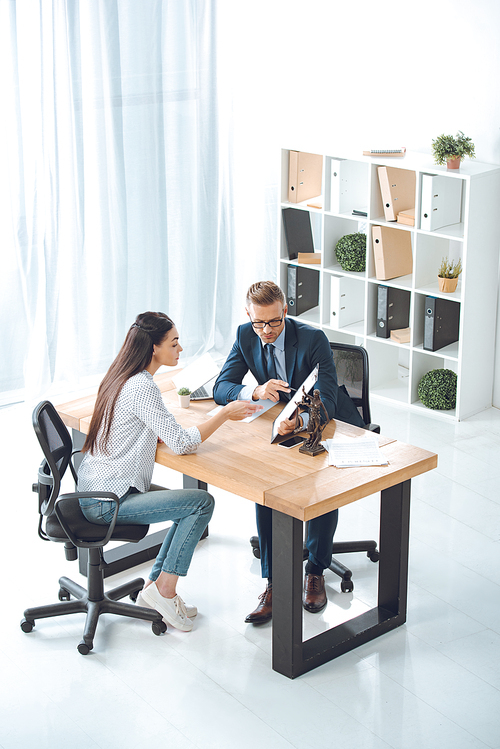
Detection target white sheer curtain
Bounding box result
[0,0,276,405]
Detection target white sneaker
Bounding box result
[137,588,197,618]
[140,583,193,632]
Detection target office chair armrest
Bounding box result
[54,491,120,548]
[364,423,381,434]
[68,448,83,483]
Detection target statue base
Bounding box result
[299,443,326,457]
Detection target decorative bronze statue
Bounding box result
[296,387,329,456]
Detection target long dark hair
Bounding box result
[83,311,174,455]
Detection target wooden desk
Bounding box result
[57,383,437,678]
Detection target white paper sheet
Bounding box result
[323,433,388,468]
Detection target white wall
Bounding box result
[220,0,500,406]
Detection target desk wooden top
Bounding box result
[57,382,437,523]
[56,371,178,431]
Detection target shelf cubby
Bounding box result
[278,148,500,419]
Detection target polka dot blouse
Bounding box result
[78,370,201,498]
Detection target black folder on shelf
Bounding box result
[423,296,460,352]
[287,265,319,317]
[282,208,314,260]
[376,286,410,339]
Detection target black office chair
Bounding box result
[21,401,167,654]
[250,342,380,592]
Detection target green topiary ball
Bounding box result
[418,369,457,410]
[335,232,366,272]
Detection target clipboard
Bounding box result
[271,365,319,442]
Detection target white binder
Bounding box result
[421,175,462,232]
[330,159,368,215]
[330,159,343,213]
[330,275,364,330]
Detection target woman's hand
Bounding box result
[223,400,263,421]
[197,400,263,443]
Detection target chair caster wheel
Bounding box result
[368,550,380,562]
[77,640,93,655]
[129,590,140,602]
[21,618,35,633]
[58,588,70,601]
[341,580,354,593]
[152,621,167,636]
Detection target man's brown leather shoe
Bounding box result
[303,573,327,613]
[245,583,272,624]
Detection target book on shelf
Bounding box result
[363,148,406,157]
[282,208,314,260]
[372,225,413,280]
[288,151,323,204]
[397,208,415,226]
[390,327,411,344]
[298,252,321,264]
[377,166,416,222]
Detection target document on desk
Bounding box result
[324,433,389,468]
[207,399,275,423]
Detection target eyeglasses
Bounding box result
[250,315,284,330]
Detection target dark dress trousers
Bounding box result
[213,317,365,578]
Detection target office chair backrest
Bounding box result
[329,341,372,427]
[33,401,77,518]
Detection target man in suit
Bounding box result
[213,281,365,624]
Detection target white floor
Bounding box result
[1,399,500,749]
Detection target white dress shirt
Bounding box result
[237,328,309,429]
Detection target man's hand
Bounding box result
[253,379,290,403]
[277,412,303,436]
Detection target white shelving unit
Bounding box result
[279,148,500,420]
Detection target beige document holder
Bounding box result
[288,151,323,204]
[372,225,413,280]
[377,166,415,222]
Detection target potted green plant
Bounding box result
[431,131,475,170]
[334,232,366,272]
[177,387,191,408]
[438,256,462,293]
[417,369,457,410]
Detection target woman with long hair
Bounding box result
[78,311,260,631]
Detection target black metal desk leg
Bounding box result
[270,478,412,679]
[271,510,304,678]
[378,479,411,623]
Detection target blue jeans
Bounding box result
[80,487,214,578]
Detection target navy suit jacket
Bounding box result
[213,317,364,427]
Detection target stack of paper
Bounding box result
[323,433,388,468]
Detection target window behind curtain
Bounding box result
[0,0,265,405]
